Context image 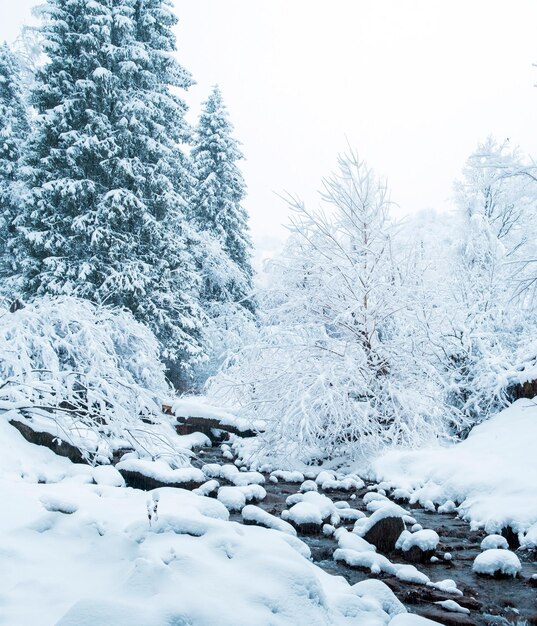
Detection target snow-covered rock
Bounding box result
[480,534,509,551]
[334,548,397,575]
[472,548,522,577]
[116,459,205,490]
[242,505,297,535]
[270,470,305,483]
[354,505,407,552]
[434,599,470,614]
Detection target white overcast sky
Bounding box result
[3,1,537,262]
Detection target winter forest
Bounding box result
[1,1,536,625]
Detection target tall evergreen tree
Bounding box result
[14,0,203,384]
[0,42,30,292]
[191,85,254,311]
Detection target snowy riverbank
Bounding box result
[370,399,537,549]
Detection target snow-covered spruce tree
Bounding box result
[191,85,255,311]
[0,42,30,296]
[190,86,256,384]
[209,151,446,463]
[13,0,204,386]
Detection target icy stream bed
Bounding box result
[195,445,537,626]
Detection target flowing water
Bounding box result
[195,445,537,626]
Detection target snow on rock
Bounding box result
[480,534,509,551]
[392,488,412,502]
[323,524,336,536]
[192,479,220,497]
[434,600,470,614]
[334,501,350,509]
[320,476,364,491]
[521,522,537,550]
[397,529,439,563]
[427,579,462,596]
[217,486,247,511]
[175,431,212,450]
[354,505,407,552]
[437,500,456,514]
[116,459,205,489]
[241,504,297,535]
[472,548,522,577]
[283,502,323,530]
[400,530,440,553]
[170,396,264,434]
[371,399,537,536]
[334,527,376,553]
[300,479,318,492]
[363,492,389,505]
[93,465,125,488]
[315,470,336,485]
[338,508,366,521]
[284,491,338,526]
[228,471,265,487]
[271,470,305,483]
[351,579,406,616]
[334,548,397,575]
[394,564,430,585]
[237,484,267,503]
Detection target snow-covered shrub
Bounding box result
[0,296,185,464]
[208,152,448,463]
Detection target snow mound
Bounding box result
[472,548,522,577]
[480,534,509,550]
[334,548,397,575]
[284,501,323,526]
[434,600,470,614]
[93,465,125,487]
[242,505,297,535]
[351,579,406,616]
[371,399,537,536]
[0,419,407,626]
[399,529,439,552]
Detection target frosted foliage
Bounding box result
[0,296,186,464]
[209,151,448,461]
[415,138,537,430]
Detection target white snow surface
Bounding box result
[472,548,522,577]
[480,534,509,550]
[371,399,537,543]
[242,504,297,535]
[0,417,418,626]
[399,529,439,553]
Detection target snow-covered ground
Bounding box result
[370,399,537,548]
[0,416,429,626]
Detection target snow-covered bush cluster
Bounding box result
[209,141,537,462]
[0,296,184,464]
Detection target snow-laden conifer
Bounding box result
[14,0,203,384]
[0,42,30,294]
[191,85,254,310]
